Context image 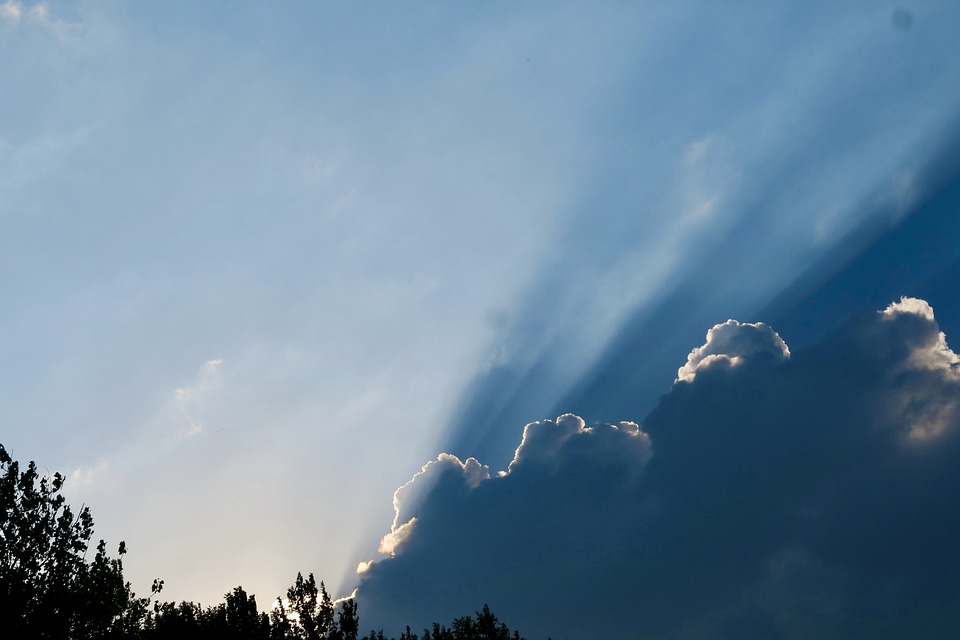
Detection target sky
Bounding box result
[3,1,960,637]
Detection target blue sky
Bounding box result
[3,1,960,633]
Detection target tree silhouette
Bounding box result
[334,597,359,640]
[271,572,338,640]
[0,444,149,638]
[223,585,271,639]
[146,600,208,639]
[362,604,525,640]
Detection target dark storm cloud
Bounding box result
[357,298,960,639]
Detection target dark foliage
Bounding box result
[360,605,525,640]
[0,444,147,639]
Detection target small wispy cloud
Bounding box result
[174,359,224,438]
[27,1,46,24]
[0,1,81,36]
[0,0,21,22]
[69,458,109,487]
[682,135,717,166]
[890,170,917,218]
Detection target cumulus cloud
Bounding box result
[388,453,490,537]
[507,412,587,470]
[883,295,935,321]
[358,415,653,636]
[882,297,960,375]
[676,318,790,383]
[377,518,417,557]
[357,299,960,639]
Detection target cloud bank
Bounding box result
[357,298,960,639]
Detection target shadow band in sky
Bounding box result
[443,125,960,467]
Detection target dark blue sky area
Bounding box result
[446,126,960,467]
[764,128,960,347]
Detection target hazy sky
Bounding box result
[3,1,960,635]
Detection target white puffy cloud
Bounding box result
[377,517,417,557]
[676,319,790,383]
[508,413,586,470]
[355,560,373,575]
[509,414,652,480]
[867,298,960,444]
[882,296,960,378]
[883,295,936,321]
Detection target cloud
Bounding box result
[69,458,109,487]
[376,453,491,559]
[675,319,790,383]
[173,359,224,438]
[358,415,653,636]
[882,297,960,379]
[377,518,417,557]
[59,358,224,495]
[27,1,44,23]
[0,1,77,33]
[356,298,960,639]
[0,0,20,22]
[883,295,936,321]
